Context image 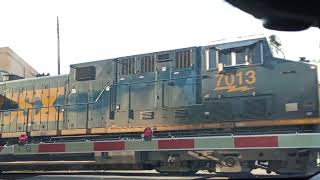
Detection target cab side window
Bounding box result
[205,49,218,70]
[250,43,263,64]
[219,48,249,67]
[206,42,263,70]
[235,48,248,65]
[220,50,232,66]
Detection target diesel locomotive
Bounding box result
[0,37,319,141]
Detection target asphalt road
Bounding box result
[0,169,284,180]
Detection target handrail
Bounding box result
[116,74,207,86]
[0,82,112,134]
[0,74,209,134]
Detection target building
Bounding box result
[0,47,38,81]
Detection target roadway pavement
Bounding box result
[0,169,282,180]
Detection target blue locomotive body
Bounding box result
[0,37,318,138]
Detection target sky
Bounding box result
[0,0,319,75]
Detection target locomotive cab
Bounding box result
[201,38,319,127]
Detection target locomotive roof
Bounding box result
[70,37,267,67]
[0,37,269,84]
[0,74,68,85]
[212,38,265,50]
[69,45,197,68]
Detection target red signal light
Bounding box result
[143,127,153,141]
[18,134,28,144]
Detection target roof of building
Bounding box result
[0,47,38,77]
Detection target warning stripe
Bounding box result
[94,141,125,151]
[234,136,278,148]
[0,133,317,155]
[38,144,65,153]
[158,139,194,149]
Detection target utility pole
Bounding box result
[57,16,61,75]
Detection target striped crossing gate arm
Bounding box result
[1,133,320,155]
[0,145,13,155]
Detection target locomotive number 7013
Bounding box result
[215,70,256,91]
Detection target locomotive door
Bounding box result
[66,82,88,129]
[115,58,133,127]
[154,52,174,124]
[155,53,174,107]
[88,80,111,128]
[87,62,114,129]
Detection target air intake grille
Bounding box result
[140,56,154,73]
[174,109,188,118]
[175,50,191,69]
[157,53,170,62]
[140,111,154,120]
[75,66,96,81]
[121,58,135,75]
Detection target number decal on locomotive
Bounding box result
[245,70,256,84]
[214,70,256,92]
